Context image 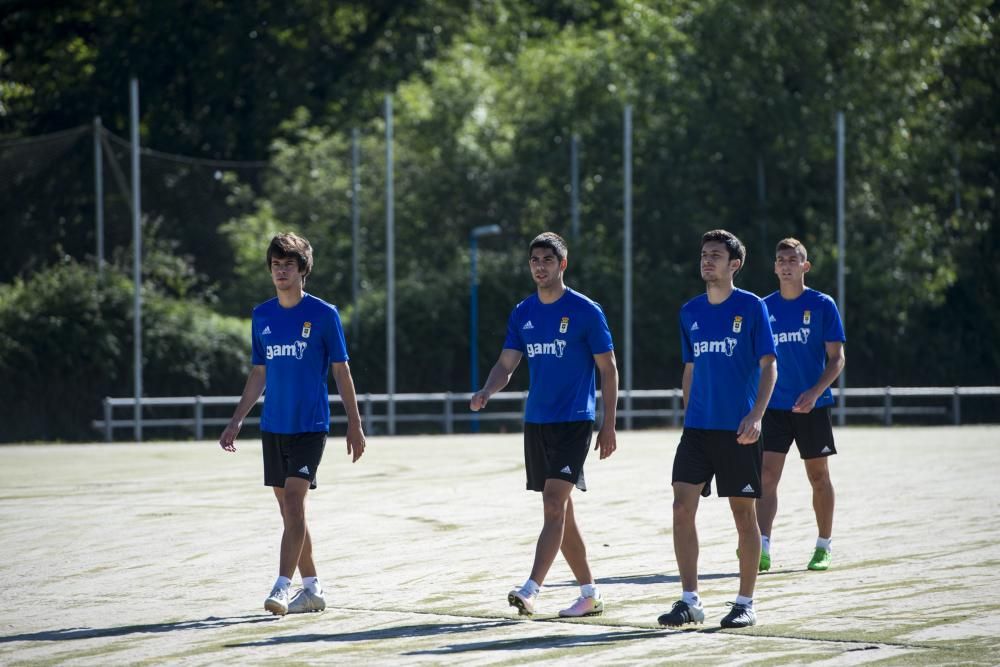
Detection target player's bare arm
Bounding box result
[593,350,619,459]
[219,365,266,452]
[470,348,523,411]
[793,342,846,413]
[681,362,694,412]
[332,361,366,462]
[737,355,777,444]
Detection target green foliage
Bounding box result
[0,260,249,442]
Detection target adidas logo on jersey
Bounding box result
[262,326,272,335]
[768,315,776,323]
[522,320,534,330]
[690,322,700,331]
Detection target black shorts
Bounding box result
[262,431,327,489]
[761,407,837,459]
[524,421,594,492]
[672,427,762,498]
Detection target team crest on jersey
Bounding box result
[732,316,743,333]
[559,317,569,334]
[301,321,312,338]
[803,310,811,325]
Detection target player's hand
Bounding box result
[595,424,618,459]
[219,420,241,452]
[736,413,762,445]
[346,422,366,462]
[791,391,818,413]
[469,390,490,412]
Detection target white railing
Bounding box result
[93,386,1000,442]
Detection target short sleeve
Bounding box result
[680,311,694,363]
[823,296,846,343]
[251,313,265,365]
[325,307,350,363]
[502,308,525,352]
[585,303,614,354]
[754,299,777,359]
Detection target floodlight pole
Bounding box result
[130,78,143,441]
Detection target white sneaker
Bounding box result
[558,595,604,617]
[287,588,327,614]
[507,586,538,615]
[264,585,290,616]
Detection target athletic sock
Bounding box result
[274,575,292,590]
[761,534,771,554]
[735,594,753,607]
[522,579,541,597]
[302,576,321,594]
[580,583,599,599]
[816,536,832,551]
[681,590,700,606]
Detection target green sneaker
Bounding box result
[808,547,832,571]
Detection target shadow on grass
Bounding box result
[405,627,685,655]
[225,619,521,648]
[580,572,740,586]
[0,615,272,643]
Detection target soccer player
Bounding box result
[470,232,618,618]
[758,238,845,572]
[219,232,366,616]
[658,229,776,630]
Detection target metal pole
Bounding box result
[130,78,143,441]
[385,95,396,435]
[570,134,580,241]
[351,128,361,344]
[93,116,105,275]
[836,111,846,426]
[470,235,479,433]
[623,105,633,431]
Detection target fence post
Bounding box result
[104,397,113,442]
[363,393,373,434]
[194,396,204,440]
[444,392,453,434]
[953,387,961,425]
[671,390,681,428]
[884,386,893,426]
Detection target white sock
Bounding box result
[274,575,292,590]
[735,594,753,607]
[816,536,832,551]
[303,576,321,594]
[761,535,771,554]
[682,590,700,606]
[580,583,599,599]
[522,579,541,596]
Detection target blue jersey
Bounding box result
[680,288,776,431]
[503,288,614,424]
[251,293,349,434]
[764,288,846,410]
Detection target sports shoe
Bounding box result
[737,548,771,572]
[720,602,756,628]
[264,585,290,616]
[657,599,705,627]
[808,547,832,571]
[287,588,327,613]
[508,586,538,616]
[558,595,604,617]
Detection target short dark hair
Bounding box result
[702,229,746,274]
[267,233,314,284]
[529,232,568,261]
[775,237,808,261]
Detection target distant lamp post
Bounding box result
[470,224,502,432]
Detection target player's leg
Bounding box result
[262,433,294,615]
[758,409,794,571]
[557,495,603,617]
[529,477,575,585]
[284,432,327,612]
[798,408,836,570]
[659,428,711,627]
[716,430,761,628]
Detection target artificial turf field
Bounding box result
[1,426,998,665]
